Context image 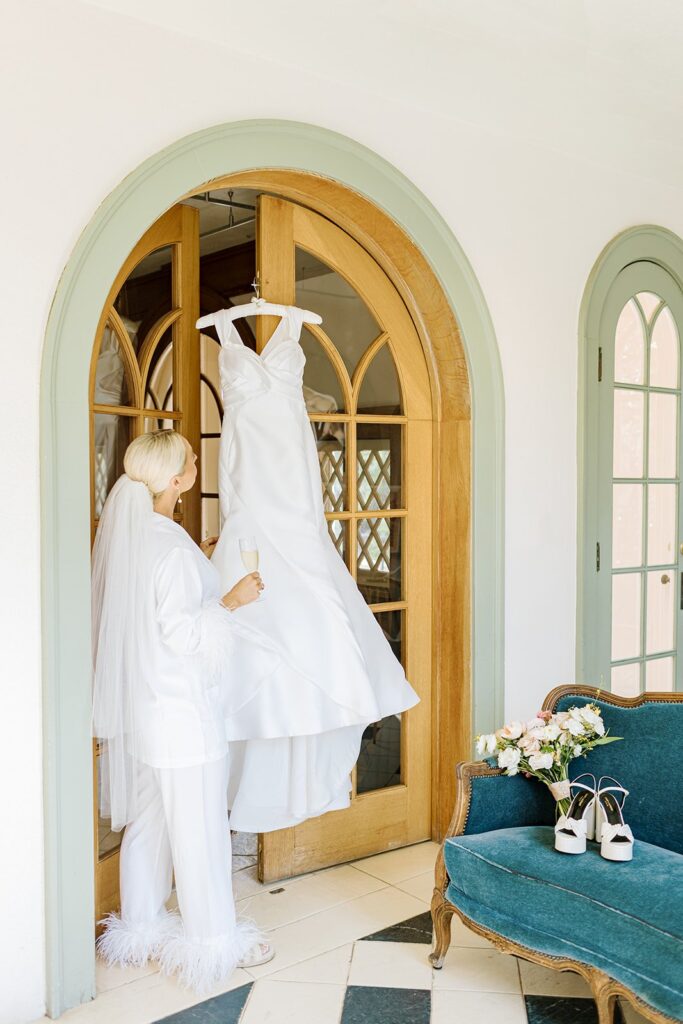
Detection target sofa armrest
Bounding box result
[434,760,555,896]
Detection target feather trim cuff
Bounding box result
[157,914,265,993]
[96,909,179,967]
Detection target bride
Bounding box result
[92,429,276,992]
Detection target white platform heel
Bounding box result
[554,773,597,855]
[237,940,275,968]
[595,777,634,862]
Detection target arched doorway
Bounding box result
[40,119,504,1015]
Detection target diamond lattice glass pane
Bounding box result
[296,248,381,378]
[145,330,174,411]
[357,343,402,414]
[645,656,674,692]
[648,392,677,478]
[115,244,173,359]
[647,484,677,566]
[636,292,662,323]
[645,570,675,655]
[94,321,132,406]
[650,306,680,390]
[201,437,219,494]
[93,413,132,518]
[300,327,345,412]
[327,518,348,564]
[612,483,643,568]
[314,422,346,512]
[613,389,644,478]
[614,300,645,385]
[611,662,641,697]
[611,572,642,661]
[357,426,403,511]
[357,516,402,604]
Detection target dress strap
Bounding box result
[287,305,306,341]
[214,310,244,349]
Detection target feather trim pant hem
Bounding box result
[157,914,264,994]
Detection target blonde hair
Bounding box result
[123,430,188,499]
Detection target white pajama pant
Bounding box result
[98,753,263,992]
[121,755,235,938]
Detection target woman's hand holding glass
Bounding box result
[221,571,264,610]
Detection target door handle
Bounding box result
[662,574,671,584]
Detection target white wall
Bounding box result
[2,1,682,1019]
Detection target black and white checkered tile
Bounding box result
[154,912,635,1024]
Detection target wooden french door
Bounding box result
[89,205,200,921]
[256,195,433,881]
[89,191,435,909]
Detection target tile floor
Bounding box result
[31,841,651,1024]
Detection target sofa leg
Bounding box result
[593,978,617,1024]
[429,888,454,969]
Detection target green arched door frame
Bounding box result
[40,119,504,1014]
[577,224,683,686]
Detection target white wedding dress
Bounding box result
[210,305,420,832]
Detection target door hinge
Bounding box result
[596,541,601,572]
[597,346,603,382]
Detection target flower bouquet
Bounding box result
[476,704,622,816]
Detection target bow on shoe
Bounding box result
[556,815,588,837]
[600,821,633,843]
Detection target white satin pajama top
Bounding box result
[137,512,278,769]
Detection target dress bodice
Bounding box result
[216,306,306,408]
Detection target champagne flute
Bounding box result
[239,535,264,601]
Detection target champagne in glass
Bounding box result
[239,536,263,600]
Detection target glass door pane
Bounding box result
[609,279,681,695]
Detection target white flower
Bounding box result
[543,724,561,741]
[528,752,554,771]
[498,720,525,740]
[476,733,498,757]
[498,746,522,775]
[566,718,586,736]
[525,717,545,732]
[578,706,605,735]
[572,744,583,756]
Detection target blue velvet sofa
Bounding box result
[429,686,683,1024]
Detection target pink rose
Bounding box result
[537,710,553,722]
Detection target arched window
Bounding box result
[579,229,683,696]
